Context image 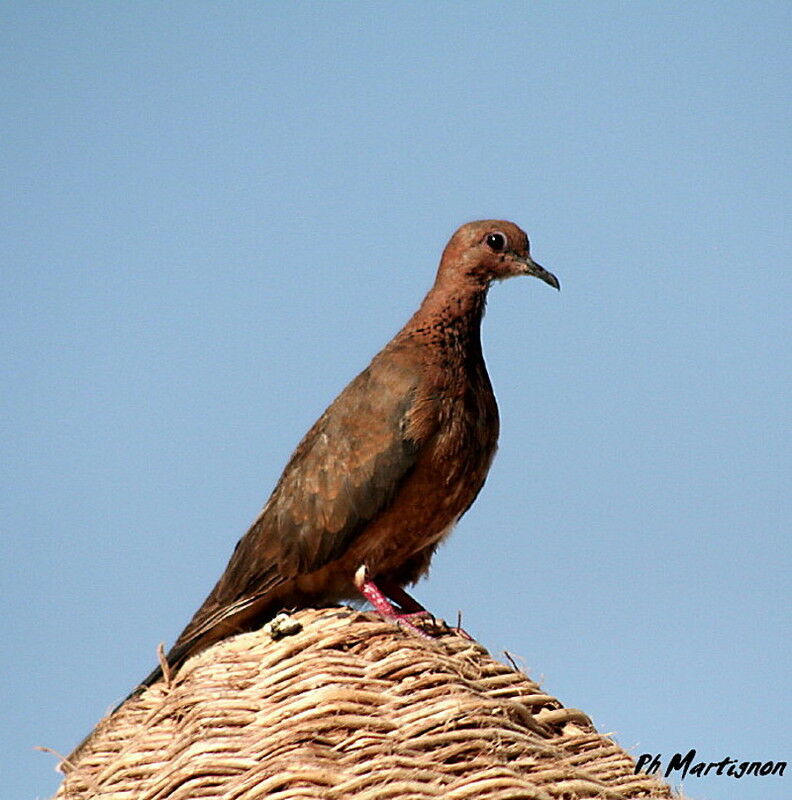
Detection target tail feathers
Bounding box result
[114,658,166,710]
[63,594,279,771]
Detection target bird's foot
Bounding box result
[354,566,435,640]
[375,579,429,615]
[376,576,475,641]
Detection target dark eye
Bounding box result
[485,232,507,252]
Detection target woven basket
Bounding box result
[55,607,677,799]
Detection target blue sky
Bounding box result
[2,3,790,798]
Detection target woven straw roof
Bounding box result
[55,607,677,799]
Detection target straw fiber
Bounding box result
[56,608,676,799]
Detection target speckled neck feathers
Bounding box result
[399,281,488,359]
[75,220,554,748]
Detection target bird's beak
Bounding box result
[515,255,560,290]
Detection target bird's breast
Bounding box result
[341,374,500,579]
[292,355,500,601]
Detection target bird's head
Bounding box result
[438,220,560,291]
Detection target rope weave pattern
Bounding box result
[56,608,676,799]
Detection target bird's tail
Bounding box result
[62,588,279,770]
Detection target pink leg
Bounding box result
[379,576,474,640]
[354,566,434,639]
[376,579,429,615]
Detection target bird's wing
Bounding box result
[167,356,425,662]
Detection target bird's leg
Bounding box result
[375,578,431,617]
[354,565,433,639]
[374,574,474,641]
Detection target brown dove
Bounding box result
[69,220,559,759]
[146,219,557,682]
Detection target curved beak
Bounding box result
[517,255,560,290]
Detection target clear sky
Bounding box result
[2,3,790,799]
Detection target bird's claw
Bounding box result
[355,566,437,640]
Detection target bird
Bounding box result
[67,220,559,764]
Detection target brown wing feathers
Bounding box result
[96,221,560,701]
[131,360,423,694]
[69,221,560,765]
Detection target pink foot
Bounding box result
[376,580,430,614]
[380,576,475,641]
[354,566,434,639]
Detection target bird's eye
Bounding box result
[485,232,507,252]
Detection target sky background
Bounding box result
[2,3,790,799]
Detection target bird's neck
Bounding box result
[399,281,488,361]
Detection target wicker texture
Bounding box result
[56,608,676,799]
